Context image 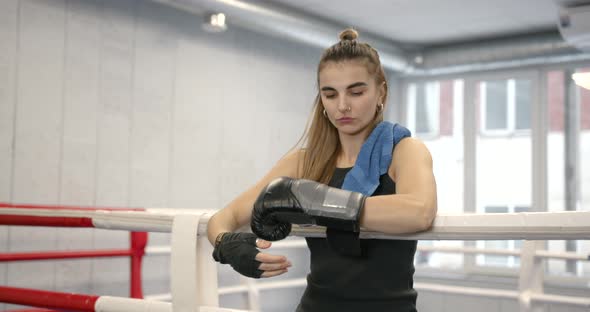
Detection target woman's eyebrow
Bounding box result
[320,82,367,92]
[347,82,368,89]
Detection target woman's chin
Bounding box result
[337,126,366,136]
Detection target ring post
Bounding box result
[171,214,219,312]
[519,240,545,312]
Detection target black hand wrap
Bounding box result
[212,233,264,278]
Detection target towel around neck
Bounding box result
[341,121,411,196]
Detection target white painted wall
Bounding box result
[0,0,320,310]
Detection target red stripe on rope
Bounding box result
[4,309,56,312]
[0,249,133,262]
[0,215,94,227]
[0,286,99,311]
[0,202,145,211]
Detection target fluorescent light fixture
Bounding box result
[202,13,227,33]
[572,72,590,90]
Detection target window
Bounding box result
[475,74,534,271]
[480,79,531,134]
[406,80,458,138]
[407,82,440,137]
[483,80,508,131]
[546,68,590,278]
[405,69,590,280]
[410,80,464,270]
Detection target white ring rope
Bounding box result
[2,208,590,240]
[2,207,589,311]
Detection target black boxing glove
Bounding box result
[212,232,264,278]
[250,177,366,241]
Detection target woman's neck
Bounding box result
[337,126,373,167]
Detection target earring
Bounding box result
[323,109,327,118]
[378,103,384,112]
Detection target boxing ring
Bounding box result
[1,203,589,312]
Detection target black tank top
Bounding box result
[297,167,418,312]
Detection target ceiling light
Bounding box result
[202,13,227,33]
[572,72,590,90]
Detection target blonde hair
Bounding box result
[296,28,389,184]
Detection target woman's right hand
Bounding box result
[212,232,291,278]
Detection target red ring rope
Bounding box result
[0,203,149,308]
[0,286,99,311]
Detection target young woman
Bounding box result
[207,28,437,312]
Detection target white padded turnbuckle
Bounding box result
[171,214,219,312]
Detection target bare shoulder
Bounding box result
[272,148,306,179]
[389,138,433,180]
[394,137,432,160]
[280,148,305,162]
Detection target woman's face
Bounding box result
[318,60,385,136]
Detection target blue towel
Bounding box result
[341,121,411,195]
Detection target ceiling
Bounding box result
[265,0,563,47]
[155,0,590,73]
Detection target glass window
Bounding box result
[410,80,464,270]
[546,68,589,278]
[415,84,430,134]
[485,206,508,213]
[480,79,532,134]
[407,82,440,137]
[476,75,533,270]
[515,80,532,130]
[477,77,533,209]
[483,80,508,131]
[407,68,589,279]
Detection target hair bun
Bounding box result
[339,28,358,41]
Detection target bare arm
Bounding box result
[207,150,303,245]
[360,138,438,234]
